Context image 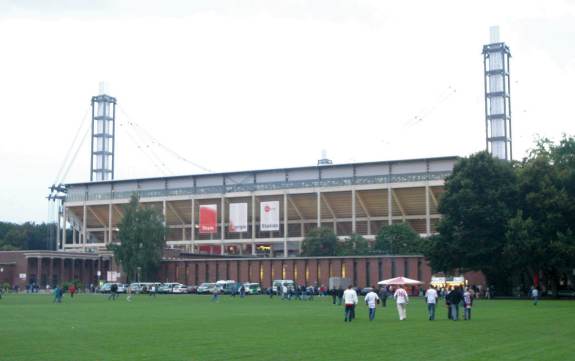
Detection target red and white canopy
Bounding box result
[377,276,423,286]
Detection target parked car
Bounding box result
[172,284,188,294]
[197,283,218,294]
[158,283,183,294]
[187,285,198,294]
[360,287,374,295]
[98,283,112,293]
[243,282,262,295]
[98,283,126,293]
[557,289,575,298]
[129,282,161,294]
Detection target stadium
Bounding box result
[60,156,455,256]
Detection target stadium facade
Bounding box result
[59,156,456,257]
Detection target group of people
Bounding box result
[424,285,474,321]
[50,284,78,303]
[339,284,476,322]
[270,285,316,301]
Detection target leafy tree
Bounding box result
[505,137,575,294]
[428,151,518,293]
[374,223,422,254]
[336,233,371,256]
[300,227,337,256]
[420,234,454,273]
[0,221,55,250]
[109,194,167,282]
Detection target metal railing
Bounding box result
[65,171,451,202]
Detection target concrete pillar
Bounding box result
[220,196,225,255]
[425,185,431,236]
[59,258,65,285]
[108,203,113,244]
[63,206,67,246]
[283,193,288,257]
[191,198,195,251]
[352,189,357,234]
[387,187,393,226]
[82,203,87,244]
[81,259,86,286]
[36,257,42,286]
[48,258,54,287]
[316,191,321,228]
[163,200,167,242]
[57,208,61,249]
[251,194,256,256]
[71,259,76,280]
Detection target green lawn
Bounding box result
[1,293,574,361]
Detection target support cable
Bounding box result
[53,107,91,186]
[117,104,213,173]
[119,121,171,176]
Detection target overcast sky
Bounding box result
[1,0,574,223]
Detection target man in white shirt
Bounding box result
[343,285,358,322]
[364,287,380,321]
[531,286,539,306]
[425,285,438,320]
[393,285,409,320]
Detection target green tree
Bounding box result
[4,229,26,249]
[505,137,575,295]
[374,223,422,255]
[109,194,167,282]
[429,151,518,294]
[300,227,337,256]
[420,234,453,273]
[336,233,371,256]
[0,221,55,250]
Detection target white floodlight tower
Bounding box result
[483,26,512,160]
[90,82,117,181]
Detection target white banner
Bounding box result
[229,203,248,233]
[260,201,280,231]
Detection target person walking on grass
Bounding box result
[379,286,389,308]
[337,286,344,306]
[68,284,76,298]
[425,285,438,321]
[364,286,380,321]
[343,285,358,322]
[53,286,63,303]
[530,286,539,306]
[463,287,473,320]
[211,287,221,302]
[126,285,133,302]
[393,285,409,321]
[448,286,463,321]
[331,288,337,305]
[108,283,118,301]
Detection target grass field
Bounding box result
[1,293,574,361]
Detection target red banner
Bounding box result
[199,204,217,234]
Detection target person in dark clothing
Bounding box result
[447,286,464,321]
[53,286,63,303]
[337,287,344,306]
[379,286,389,307]
[445,287,453,320]
[109,283,118,301]
[331,288,337,304]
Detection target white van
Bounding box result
[272,280,295,294]
[216,280,238,294]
